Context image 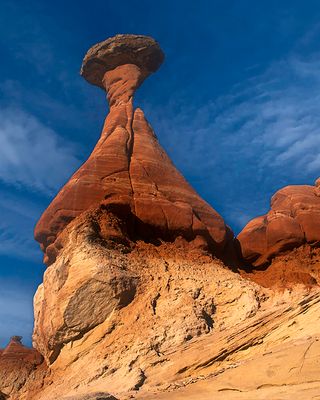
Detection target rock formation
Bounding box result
[2,34,320,400]
[238,179,320,267]
[32,217,263,399]
[34,34,233,267]
[0,336,45,397]
[28,34,248,399]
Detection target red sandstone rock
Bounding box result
[34,34,232,265]
[240,244,320,288]
[0,336,44,396]
[0,336,42,366]
[238,179,320,267]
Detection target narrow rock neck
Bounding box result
[102,64,148,108]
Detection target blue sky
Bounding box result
[1,0,320,347]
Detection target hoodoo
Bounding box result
[30,35,249,398]
[34,34,233,266]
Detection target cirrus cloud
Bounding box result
[0,107,80,195]
[143,54,320,232]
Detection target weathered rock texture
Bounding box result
[25,217,320,399]
[80,34,164,89]
[241,244,320,289]
[34,34,232,267]
[0,336,45,398]
[62,393,118,400]
[238,179,320,267]
[30,211,264,399]
[136,290,320,400]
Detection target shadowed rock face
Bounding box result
[34,34,233,265]
[238,179,320,267]
[62,393,118,400]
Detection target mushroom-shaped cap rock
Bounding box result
[80,34,164,88]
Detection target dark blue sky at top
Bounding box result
[1,0,320,347]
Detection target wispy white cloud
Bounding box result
[144,53,320,231]
[0,190,43,261]
[0,107,81,260]
[0,79,106,132]
[0,191,40,220]
[0,222,38,260]
[0,107,80,195]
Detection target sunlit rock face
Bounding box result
[34,34,233,267]
[32,209,263,398]
[238,179,320,268]
[31,216,320,399]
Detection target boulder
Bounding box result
[238,179,320,267]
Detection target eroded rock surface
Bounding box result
[135,290,320,399]
[31,209,263,399]
[34,34,232,267]
[238,179,320,267]
[0,336,45,398]
[241,244,320,289]
[31,216,320,399]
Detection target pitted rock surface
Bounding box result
[80,34,164,88]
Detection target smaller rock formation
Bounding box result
[0,336,45,398]
[238,178,320,267]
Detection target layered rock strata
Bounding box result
[34,34,233,266]
[0,336,45,398]
[238,179,320,267]
[31,211,263,399]
[28,219,320,399]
